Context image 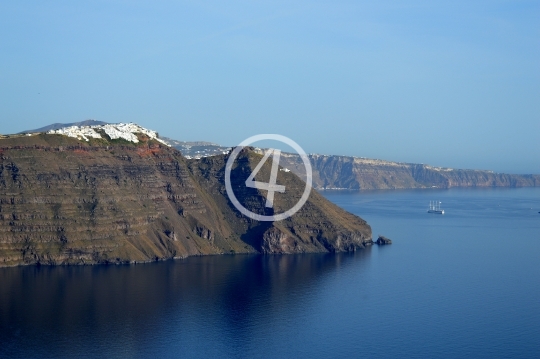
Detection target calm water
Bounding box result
[1,187,539,358]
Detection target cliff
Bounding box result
[275,154,540,190]
[162,140,539,190]
[24,122,537,191]
[0,133,371,267]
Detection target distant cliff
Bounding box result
[274,153,540,190]
[21,122,537,191]
[162,141,539,190]
[0,133,371,267]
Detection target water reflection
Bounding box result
[0,250,372,358]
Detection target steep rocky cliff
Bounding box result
[0,133,371,267]
[188,149,371,254]
[277,154,540,190]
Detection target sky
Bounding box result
[1,0,539,173]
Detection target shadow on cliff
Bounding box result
[224,153,277,252]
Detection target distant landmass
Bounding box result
[160,139,540,190]
[13,121,540,191]
[160,137,231,158]
[0,124,372,267]
[276,153,540,190]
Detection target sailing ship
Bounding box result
[428,200,444,214]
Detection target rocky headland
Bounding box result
[0,125,372,267]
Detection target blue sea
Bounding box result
[1,187,539,358]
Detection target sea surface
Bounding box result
[1,187,539,358]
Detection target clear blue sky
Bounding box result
[1,1,538,173]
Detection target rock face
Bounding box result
[0,133,372,267]
[277,154,540,190]
[376,236,392,245]
[187,148,372,255]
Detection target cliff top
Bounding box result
[2,122,170,148]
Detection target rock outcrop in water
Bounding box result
[0,132,372,267]
[376,236,392,245]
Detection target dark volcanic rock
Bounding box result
[0,134,372,266]
[376,236,392,245]
[187,149,373,255]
